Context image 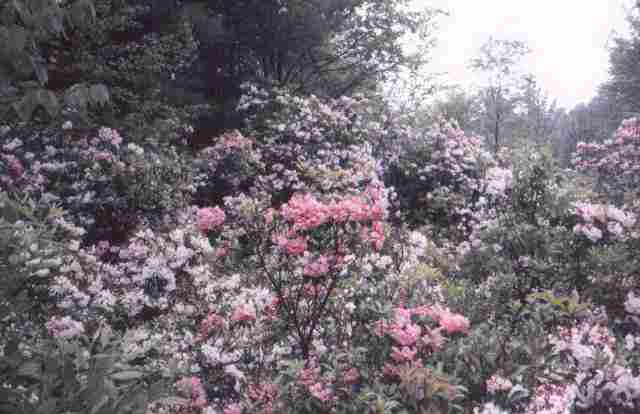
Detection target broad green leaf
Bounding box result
[35,89,58,116]
[67,0,96,31]
[88,84,110,107]
[35,398,57,414]
[110,370,144,382]
[17,360,42,381]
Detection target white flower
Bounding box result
[581,225,603,242]
[607,206,636,228]
[473,402,509,414]
[625,291,640,315]
[624,334,636,351]
[126,143,144,156]
[62,120,73,130]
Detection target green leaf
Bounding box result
[67,0,96,31]
[35,89,58,117]
[4,337,19,357]
[88,84,110,107]
[89,394,110,414]
[0,25,27,58]
[11,90,37,121]
[110,370,144,382]
[35,398,57,414]
[17,360,42,381]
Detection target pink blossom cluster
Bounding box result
[413,305,471,335]
[524,382,574,414]
[342,368,359,384]
[361,220,385,251]
[196,206,226,232]
[197,312,226,341]
[374,305,469,376]
[280,194,331,230]
[303,255,331,277]
[486,374,513,394]
[278,191,387,251]
[176,376,208,408]
[552,321,616,354]
[573,118,640,188]
[247,382,278,413]
[223,403,243,414]
[299,359,333,402]
[1,154,24,178]
[45,316,85,339]
[218,130,254,150]
[572,201,636,242]
[230,304,256,322]
[97,127,123,147]
[273,233,307,255]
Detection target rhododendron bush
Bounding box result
[573,117,640,209]
[2,84,640,413]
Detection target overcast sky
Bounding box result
[416,0,634,109]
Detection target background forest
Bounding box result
[1,1,640,413]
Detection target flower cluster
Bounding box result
[45,316,85,339]
[197,206,226,232]
[572,201,636,242]
[573,117,640,205]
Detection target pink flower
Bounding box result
[390,346,418,363]
[94,151,113,162]
[196,206,225,232]
[486,374,513,394]
[96,240,110,257]
[198,313,225,340]
[411,305,440,320]
[274,234,307,255]
[343,368,359,384]
[214,246,228,257]
[437,309,470,334]
[389,323,422,347]
[303,255,331,277]
[3,154,24,178]
[361,221,385,251]
[308,382,332,402]
[230,304,255,322]
[220,130,253,150]
[46,316,84,339]
[336,196,371,221]
[176,376,207,408]
[421,327,446,351]
[98,127,123,146]
[394,307,413,325]
[224,403,243,414]
[372,320,388,337]
[264,208,277,224]
[281,193,330,230]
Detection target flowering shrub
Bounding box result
[384,119,496,236]
[0,126,192,245]
[3,81,640,413]
[573,117,640,206]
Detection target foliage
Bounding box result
[202,0,440,97]
[469,38,530,152]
